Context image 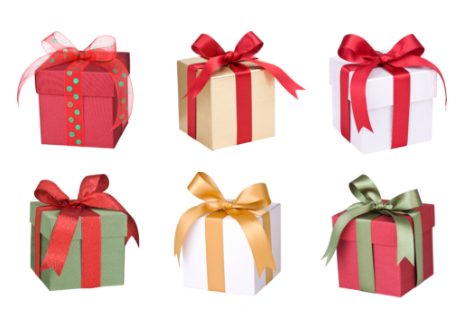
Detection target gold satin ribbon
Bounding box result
[175,172,277,292]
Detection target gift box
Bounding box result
[329,34,446,154]
[35,52,130,148]
[18,32,133,149]
[178,58,275,150]
[177,32,303,150]
[323,175,434,297]
[30,202,127,291]
[30,175,139,291]
[175,173,280,296]
[333,202,435,297]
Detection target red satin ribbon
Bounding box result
[338,34,447,149]
[33,174,139,289]
[185,32,304,144]
[18,32,133,143]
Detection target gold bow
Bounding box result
[174,172,277,281]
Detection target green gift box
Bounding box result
[30,201,128,291]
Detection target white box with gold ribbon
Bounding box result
[182,202,281,296]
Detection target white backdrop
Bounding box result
[1,0,468,323]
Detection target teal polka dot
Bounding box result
[52,39,57,43]
[69,132,75,137]
[118,81,124,87]
[67,102,73,107]
[49,59,54,63]
[107,44,112,49]
[122,73,127,78]
[121,98,126,104]
[126,105,130,111]
[73,78,79,84]
[112,69,118,73]
[99,38,105,44]
[123,119,127,124]
[74,94,79,100]
[93,46,97,51]
[75,125,81,130]
[62,40,68,45]
[67,71,72,76]
[76,139,81,145]
[74,110,80,115]
[126,89,131,94]
[120,114,124,119]
[67,86,72,92]
[75,67,80,70]
[69,117,74,123]
[63,49,68,52]
[115,62,120,66]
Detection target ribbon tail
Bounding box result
[349,61,380,133]
[392,55,447,108]
[40,207,80,276]
[385,211,415,266]
[244,59,304,99]
[125,214,139,246]
[174,203,218,265]
[183,56,227,99]
[406,209,424,286]
[322,203,374,265]
[233,211,276,277]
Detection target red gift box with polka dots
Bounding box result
[34,52,130,148]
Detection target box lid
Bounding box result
[178,56,267,79]
[35,52,130,97]
[329,55,437,110]
[30,201,128,240]
[332,201,434,247]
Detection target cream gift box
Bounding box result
[182,202,281,296]
[177,57,275,150]
[329,55,438,154]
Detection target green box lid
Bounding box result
[30,201,128,240]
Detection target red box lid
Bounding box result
[332,201,435,247]
[35,52,130,97]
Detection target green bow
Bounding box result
[322,175,424,293]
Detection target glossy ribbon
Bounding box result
[34,174,139,288]
[174,172,276,292]
[322,175,424,293]
[184,32,304,144]
[338,34,447,148]
[18,32,133,145]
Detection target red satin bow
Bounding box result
[184,31,304,100]
[18,32,133,131]
[338,34,447,148]
[34,174,139,288]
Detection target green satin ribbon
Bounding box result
[322,175,424,293]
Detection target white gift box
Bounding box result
[182,202,281,296]
[329,55,438,154]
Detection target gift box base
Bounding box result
[337,229,434,297]
[30,226,125,291]
[38,95,123,149]
[346,99,433,154]
[182,203,281,296]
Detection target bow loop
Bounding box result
[388,189,422,211]
[233,183,272,210]
[349,174,382,204]
[34,180,70,207]
[188,172,225,202]
[41,32,76,54]
[78,174,110,200]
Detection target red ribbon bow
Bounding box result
[338,34,447,148]
[34,174,139,288]
[184,32,304,144]
[18,32,133,132]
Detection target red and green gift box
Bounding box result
[30,175,139,291]
[18,32,133,148]
[323,175,434,297]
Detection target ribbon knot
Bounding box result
[174,172,276,277]
[379,53,391,65]
[373,202,392,210]
[68,200,83,208]
[224,51,241,64]
[222,201,234,211]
